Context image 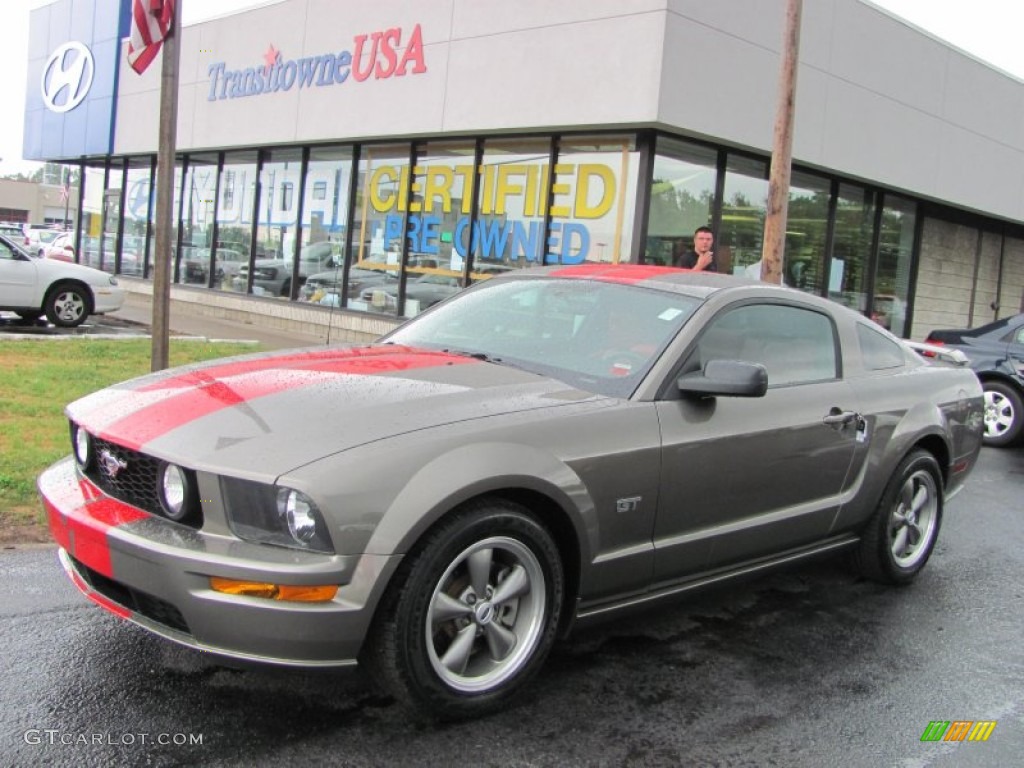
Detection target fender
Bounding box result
[366,441,595,569]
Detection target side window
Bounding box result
[696,304,838,387]
[0,242,17,260]
[857,323,906,370]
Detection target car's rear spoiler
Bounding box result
[904,341,971,367]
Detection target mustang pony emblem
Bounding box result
[98,449,127,479]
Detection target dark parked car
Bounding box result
[234,241,341,296]
[41,265,983,720]
[925,313,1024,446]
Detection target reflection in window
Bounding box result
[124,159,152,279]
[180,154,218,286]
[217,151,257,293]
[553,136,638,266]
[474,138,552,270]
[645,138,717,266]
[297,145,352,309]
[79,165,106,272]
[255,148,302,297]
[783,171,830,293]
[872,195,915,337]
[349,144,410,316]
[399,142,475,318]
[830,184,876,318]
[719,155,768,277]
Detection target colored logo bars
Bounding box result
[920,720,997,743]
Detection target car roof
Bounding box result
[499,263,787,301]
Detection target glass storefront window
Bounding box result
[784,171,830,293]
[180,154,218,286]
[297,146,352,307]
[872,194,916,336]
[473,138,552,270]
[348,144,411,315]
[124,159,152,278]
[553,135,638,265]
[144,160,184,279]
[398,142,476,318]
[217,151,258,293]
[254,148,303,298]
[829,183,876,318]
[79,165,105,272]
[719,155,769,277]
[644,138,717,266]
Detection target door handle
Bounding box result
[822,408,858,427]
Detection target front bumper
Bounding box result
[92,286,125,315]
[39,457,399,667]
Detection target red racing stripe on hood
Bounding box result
[44,474,147,579]
[549,264,682,284]
[89,346,477,452]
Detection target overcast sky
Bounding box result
[3,0,1023,177]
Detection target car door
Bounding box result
[0,241,38,306]
[652,301,862,583]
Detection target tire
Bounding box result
[44,282,91,328]
[981,381,1023,447]
[855,450,942,585]
[363,499,565,720]
[279,279,291,297]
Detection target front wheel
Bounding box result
[981,381,1023,447]
[44,282,90,328]
[363,500,564,720]
[855,450,942,585]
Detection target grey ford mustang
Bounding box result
[39,264,984,720]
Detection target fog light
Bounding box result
[159,463,189,521]
[209,577,338,602]
[71,424,93,470]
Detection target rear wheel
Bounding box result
[44,282,90,328]
[856,450,942,585]
[981,381,1023,447]
[363,500,564,721]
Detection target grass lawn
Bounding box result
[0,338,261,545]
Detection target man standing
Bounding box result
[675,226,717,272]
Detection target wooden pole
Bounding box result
[151,1,182,371]
[761,0,802,285]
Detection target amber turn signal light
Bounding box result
[210,577,338,602]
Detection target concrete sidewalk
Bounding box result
[109,291,342,350]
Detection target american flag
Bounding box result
[127,0,175,74]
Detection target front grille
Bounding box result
[87,437,162,513]
[71,556,191,635]
[83,437,203,529]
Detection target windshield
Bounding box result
[386,276,701,397]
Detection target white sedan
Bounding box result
[0,234,125,327]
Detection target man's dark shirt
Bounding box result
[676,250,717,272]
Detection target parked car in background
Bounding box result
[23,226,64,258]
[41,265,983,720]
[43,232,76,263]
[925,313,1024,446]
[234,241,341,296]
[0,233,124,327]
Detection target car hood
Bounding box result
[67,344,599,479]
[32,257,117,286]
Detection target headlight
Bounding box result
[157,462,199,523]
[108,276,118,286]
[70,422,93,470]
[221,478,333,553]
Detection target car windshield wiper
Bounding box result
[442,348,504,364]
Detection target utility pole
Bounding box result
[151,1,182,371]
[761,0,803,284]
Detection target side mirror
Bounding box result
[677,359,768,398]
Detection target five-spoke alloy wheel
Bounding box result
[981,381,1023,447]
[364,500,564,720]
[856,449,942,584]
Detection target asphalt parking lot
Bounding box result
[0,311,150,338]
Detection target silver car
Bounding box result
[40,265,984,720]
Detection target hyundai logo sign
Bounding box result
[41,42,95,113]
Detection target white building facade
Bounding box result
[26,0,1024,338]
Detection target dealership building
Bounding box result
[25,0,1024,340]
